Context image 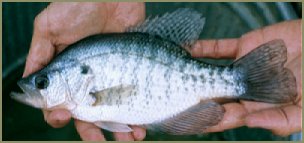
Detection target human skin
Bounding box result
[23,2,146,141]
[23,2,301,140]
[190,19,302,136]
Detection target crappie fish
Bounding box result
[11,9,297,135]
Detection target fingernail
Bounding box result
[133,130,145,141]
[52,111,69,121]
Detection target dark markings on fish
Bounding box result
[178,61,186,72]
[166,94,170,99]
[209,79,215,85]
[80,65,91,74]
[119,54,128,83]
[200,74,206,83]
[164,68,171,82]
[158,96,162,100]
[185,87,188,92]
[211,84,215,89]
[191,75,197,82]
[133,90,138,96]
[131,57,140,85]
[209,69,214,76]
[164,68,172,97]
[181,75,189,81]
[145,61,155,100]
[223,79,230,84]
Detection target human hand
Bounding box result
[23,2,146,141]
[190,20,302,136]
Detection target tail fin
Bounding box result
[233,39,297,103]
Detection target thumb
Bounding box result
[245,105,302,136]
[23,13,55,77]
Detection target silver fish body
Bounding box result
[48,33,243,124]
[12,9,297,135]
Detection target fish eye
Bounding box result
[35,74,49,89]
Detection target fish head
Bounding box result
[11,70,73,110]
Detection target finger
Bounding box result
[113,132,134,141]
[23,10,55,77]
[246,105,302,136]
[204,103,247,133]
[131,126,146,141]
[240,100,291,114]
[44,109,71,128]
[287,55,302,106]
[190,38,239,59]
[74,120,106,141]
[101,2,145,33]
[237,20,301,60]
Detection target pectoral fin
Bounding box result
[94,121,133,132]
[148,101,225,135]
[91,84,136,106]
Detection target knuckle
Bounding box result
[33,9,59,38]
[34,12,47,34]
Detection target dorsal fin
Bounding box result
[127,8,206,48]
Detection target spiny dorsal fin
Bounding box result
[127,8,206,48]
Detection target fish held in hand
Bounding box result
[11,8,297,135]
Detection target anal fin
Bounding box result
[149,101,225,135]
[94,121,133,132]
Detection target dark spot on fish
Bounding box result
[185,87,188,92]
[80,65,90,74]
[146,101,149,105]
[209,79,215,85]
[211,84,215,89]
[116,100,120,105]
[218,67,225,73]
[164,69,170,81]
[191,75,197,82]
[209,70,214,76]
[182,75,189,81]
[179,63,186,72]
[158,96,162,100]
[224,79,230,84]
[200,75,206,83]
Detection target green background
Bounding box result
[3,2,302,141]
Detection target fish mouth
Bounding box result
[10,80,45,109]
